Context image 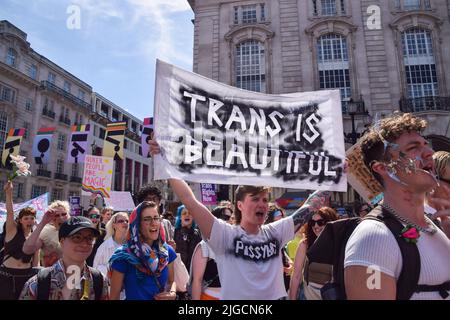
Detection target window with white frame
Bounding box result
[14,183,24,199]
[25,98,33,111]
[51,188,63,202]
[64,81,71,93]
[78,89,85,101]
[29,64,37,79]
[321,0,337,15]
[236,40,266,92]
[401,28,438,110]
[317,34,351,112]
[57,133,66,151]
[56,159,64,174]
[404,0,421,10]
[1,85,16,104]
[6,48,17,66]
[0,111,8,155]
[31,185,47,198]
[71,163,78,177]
[48,72,56,84]
[242,5,257,24]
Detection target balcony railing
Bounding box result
[70,176,82,183]
[36,169,52,178]
[40,81,91,111]
[54,173,68,181]
[42,108,56,119]
[399,96,450,113]
[59,116,71,126]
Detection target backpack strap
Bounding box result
[89,267,104,300]
[368,206,421,300]
[37,267,53,300]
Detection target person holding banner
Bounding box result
[0,182,40,300]
[109,201,177,300]
[150,139,330,300]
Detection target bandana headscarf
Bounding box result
[109,202,169,281]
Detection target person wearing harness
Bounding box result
[19,216,108,300]
[0,181,40,300]
[344,113,450,300]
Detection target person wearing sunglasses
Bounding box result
[85,207,106,267]
[289,207,338,300]
[94,212,129,277]
[20,216,108,300]
[0,181,40,300]
[109,202,177,300]
[23,200,71,267]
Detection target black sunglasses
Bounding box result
[89,214,100,219]
[309,219,327,227]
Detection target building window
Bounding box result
[93,125,98,137]
[48,72,56,84]
[99,128,106,139]
[31,185,47,198]
[56,159,64,174]
[124,139,128,150]
[25,98,33,111]
[29,64,37,79]
[114,159,123,191]
[404,0,421,10]
[242,5,258,24]
[340,0,346,14]
[1,86,16,104]
[0,111,8,156]
[57,133,66,151]
[260,4,266,21]
[78,89,85,101]
[14,183,24,198]
[6,48,17,67]
[234,6,239,24]
[142,164,149,185]
[402,28,438,110]
[321,0,337,16]
[71,163,78,177]
[236,40,266,92]
[64,81,71,93]
[51,188,63,202]
[317,34,351,112]
[134,161,141,193]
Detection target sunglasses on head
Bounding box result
[89,214,100,219]
[309,219,327,227]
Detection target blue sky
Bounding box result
[1,0,194,120]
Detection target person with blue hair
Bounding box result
[174,205,202,275]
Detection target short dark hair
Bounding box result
[234,185,270,225]
[135,184,162,203]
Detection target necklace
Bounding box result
[381,202,437,235]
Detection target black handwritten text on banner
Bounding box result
[153,60,347,191]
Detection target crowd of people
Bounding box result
[0,112,449,300]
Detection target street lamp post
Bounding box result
[346,96,371,145]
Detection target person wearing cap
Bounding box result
[19,216,109,300]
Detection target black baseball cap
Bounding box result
[59,216,100,240]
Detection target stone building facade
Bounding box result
[188,0,450,206]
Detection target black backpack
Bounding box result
[307,206,421,300]
[36,266,104,300]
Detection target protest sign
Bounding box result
[153,60,346,191]
[200,183,217,206]
[346,142,384,205]
[104,191,135,211]
[69,196,82,216]
[81,155,113,198]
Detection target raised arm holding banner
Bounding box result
[153,60,346,192]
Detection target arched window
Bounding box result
[317,34,351,112]
[6,48,17,67]
[235,40,266,92]
[401,28,437,110]
[0,111,8,157]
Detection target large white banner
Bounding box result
[0,193,49,227]
[153,60,347,191]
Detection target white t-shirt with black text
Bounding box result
[205,217,294,300]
